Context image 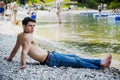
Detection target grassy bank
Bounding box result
[27,0,85,10]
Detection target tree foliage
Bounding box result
[4,0,120,9]
[28,0,40,4]
[77,0,120,9]
[109,1,120,9]
[85,0,98,9]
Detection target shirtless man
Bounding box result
[4,17,112,69]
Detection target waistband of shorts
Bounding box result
[40,51,52,65]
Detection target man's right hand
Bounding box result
[4,56,12,61]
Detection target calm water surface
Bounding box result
[35,12,120,68]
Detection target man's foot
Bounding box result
[101,55,112,68]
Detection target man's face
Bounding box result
[23,21,35,33]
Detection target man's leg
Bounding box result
[48,51,111,69]
[54,52,101,69]
[63,53,101,66]
[75,58,101,69]
[63,53,112,68]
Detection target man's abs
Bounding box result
[28,45,48,63]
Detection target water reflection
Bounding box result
[108,19,120,27]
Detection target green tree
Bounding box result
[109,0,120,9]
[20,0,25,5]
[77,0,86,3]
[28,0,40,4]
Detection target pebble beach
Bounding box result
[0,12,120,80]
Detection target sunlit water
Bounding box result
[35,11,120,68]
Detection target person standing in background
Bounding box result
[30,8,37,20]
[49,0,63,27]
[0,0,5,19]
[11,0,18,24]
[4,3,12,21]
[55,0,63,26]
[98,5,102,18]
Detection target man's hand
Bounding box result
[20,65,27,69]
[4,56,12,61]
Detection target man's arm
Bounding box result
[4,35,20,61]
[20,36,31,69]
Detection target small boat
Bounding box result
[93,12,120,20]
[93,13,108,18]
[108,14,120,20]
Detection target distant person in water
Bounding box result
[49,0,63,26]
[11,0,17,24]
[98,5,102,18]
[30,8,37,20]
[4,17,112,69]
[56,7,61,26]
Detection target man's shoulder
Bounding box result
[18,33,32,39]
[17,33,23,37]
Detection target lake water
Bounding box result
[35,11,120,68]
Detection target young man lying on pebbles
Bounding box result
[4,17,112,69]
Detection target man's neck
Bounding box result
[23,31,33,34]
[24,31,29,33]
